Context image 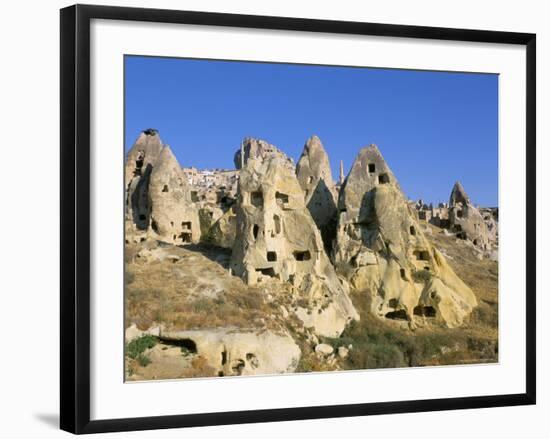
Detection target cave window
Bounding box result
[400,268,406,280]
[414,250,430,261]
[413,306,436,318]
[171,338,197,354]
[162,185,169,193]
[170,221,174,227]
[139,214,146,221]
[273,215,281,235]
[256,267,277,278]
[457,209,463,218]
[133,151,145,176]
[251,191,264,208]
[385,310,408,321]
[410,225,416,235]
[190,191,199,202]
[179,232,192,243]
[378,173,390,184]
[275,191,289,207]
[388,298,398,308]
[368,163,376,173]
[293,250,311,261]
[231,359,246,375]
[151,220,159,233]
[418,211,426,220]
[252,224,259,240]
[473,239,479,246]
[182,222,192,230]
[308,176,313,184]
[267,251,277,262]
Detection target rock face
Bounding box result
[230,153,359,337]
[125,129,164,230]
[208,206,237,248]
[448,182,495,250]
[333,145,477,328]
[148,146,201,244]
[125,129,200,244]
[296,135,338,251]
[160,329,300,376]
[234,137,293,170]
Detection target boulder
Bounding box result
[230,151,359,337]
[337,346,349,359]
[315,343,334,356]
[296,135,338,251]
[160,328,301,376]
[333,144,477,328]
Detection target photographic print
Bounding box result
[123,56,499,381]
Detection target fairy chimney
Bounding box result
[148,146,200,244]
[296,135,338,251]
[333,144,477,328]
[230,152,359,337]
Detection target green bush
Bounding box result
[136,353,152,367]
[126,334,157,359]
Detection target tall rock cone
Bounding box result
[296,135,338,251]
[230,154,359,337]
[125,129,164,230]
[148,146,201,244]
[333,144,477,328]
[449,181,470,206]
[448,181,495,250]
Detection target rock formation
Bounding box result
[125,129,163,230]
[296,135,338,251]
[148,146,201,244]
[448,181,496,250]
[234,137,294,170]
[208,206,237,248]
[333,144,477,328]
[230,154,359,337]
[125,129,200,244]
[160,328,300,377]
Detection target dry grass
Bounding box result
[125,241,297,333]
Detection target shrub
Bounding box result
[136,354,152,367]
[126,334,157,359]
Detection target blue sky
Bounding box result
[125,56,498,206]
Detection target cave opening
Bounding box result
[293,250,311,261]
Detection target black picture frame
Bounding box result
[60,4,536,434]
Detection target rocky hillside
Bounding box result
[124,129,498,380]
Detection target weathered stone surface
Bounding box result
[230,153,359,337]
[448,182,496,250]
[234,137,294,170]
[296,135,338,251]
[334,144,477,328]
[125,129,164,230]
[149,146,201,244]
[160,329,300,376]
[208,206,237,248]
